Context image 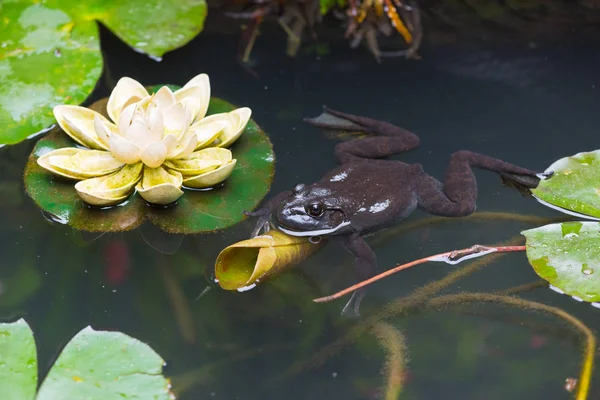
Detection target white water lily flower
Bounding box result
[37,74,252,206]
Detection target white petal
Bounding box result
[168,132,198,160]
[75,163,142,207]
[53,105,110,150]
[136,166,184,205]
[117,103,138,136]
[189,120,226,149]
[200,107,252,148]
[141,142,168,168]
[175,75,210,121]
[162,103,187,135]
[153,86,176,109]
[183,159,237,189]
[182,73,210,91]
[109,134,141,164]
[107,77,149,123]
[162,134,178,155]
[124,117,152,150]
[94,116,117,147]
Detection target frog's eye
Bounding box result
[306,203,325,217]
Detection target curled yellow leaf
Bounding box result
[215,230,325,291]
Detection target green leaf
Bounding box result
[24,95,275,233]
[531,150,600,219]
[522,221,600,302]
[0,0,207,145]
[0,318,37,400]
[36,326,171,399]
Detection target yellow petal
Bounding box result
[183,159,236,189]
[176,74,210,121]
[107,77,149,123]
[140,142,167,168]
[109,134,141,164]
[200,107,251,148]
[75,163,142,207]
[38,148,124,180]
[166,147,232,175]
[136,166,183,205]
[53,105,110,150]
[214,230,325,290]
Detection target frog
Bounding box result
[245,107,551,316]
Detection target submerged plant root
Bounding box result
[424,292,595,400]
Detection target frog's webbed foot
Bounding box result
[500,170,554,197]
[339,235,377,317]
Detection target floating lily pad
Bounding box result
[531,150,600,219]
[0,319,172,399]
[0,0,207,145]
[522,221,600,302]
[24,93,275,233]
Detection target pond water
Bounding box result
[2,19,600,400]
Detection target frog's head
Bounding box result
[274,183,352,237]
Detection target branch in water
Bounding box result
[313,244,526,303]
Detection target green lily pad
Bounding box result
[531,150,600,219]
[0,319,37,400]
[0,318,172,399]
[24,93,275,234]
[0,0,207,145]
[522,221,600,302]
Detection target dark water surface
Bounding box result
[2,21,600,400]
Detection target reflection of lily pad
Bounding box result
[522,222,600,302]
[0,318,172,399]
[0,0,207,145]
[532,150,600,219]
[24,96,275,233]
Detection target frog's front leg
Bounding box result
[304,107,420,164]
[244,190,292,237]
[416,150,550,217]
[339,234,377,317]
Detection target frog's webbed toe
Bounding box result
[340,291,365,318]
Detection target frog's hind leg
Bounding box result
[339,234,378,317]
[304,107,420,164]
[416,150,550,217]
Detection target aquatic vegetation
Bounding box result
[215,230,326,290]
[36,74,249,207]
[0,0,207,145]
[370,322,408,400]
[24,84,275,233]
[0,319,173,399]
[224,0,422,63]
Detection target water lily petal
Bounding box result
[153,86,176,109]
[94,116,118,147]
[75,163,143,207]
[109,134,141,164]
[147,104,165,143]
[200,107,252,148]
[39,148,124,180]
[162,134,178,155]
[107,77,149,123]
[168,132,198,160]
[136,166,184,205]
[124,116,152,150]
[166,147,232,176]
[189,120,226,150]
[176,74,210,121]
[183,159,237,189]
[162,103,187,135]
[117,103,138,136]
[53,105,110,150]
[140,142,168,168]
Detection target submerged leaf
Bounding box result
[0,319,37,400]
[522,222,600,302]
[532,150,600,219]
[215,230,325,290]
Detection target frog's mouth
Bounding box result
[276,220,352,237]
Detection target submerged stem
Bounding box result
[425,292,595,400]
[371,322,408,400]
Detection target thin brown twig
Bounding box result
[313,245,526,303]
